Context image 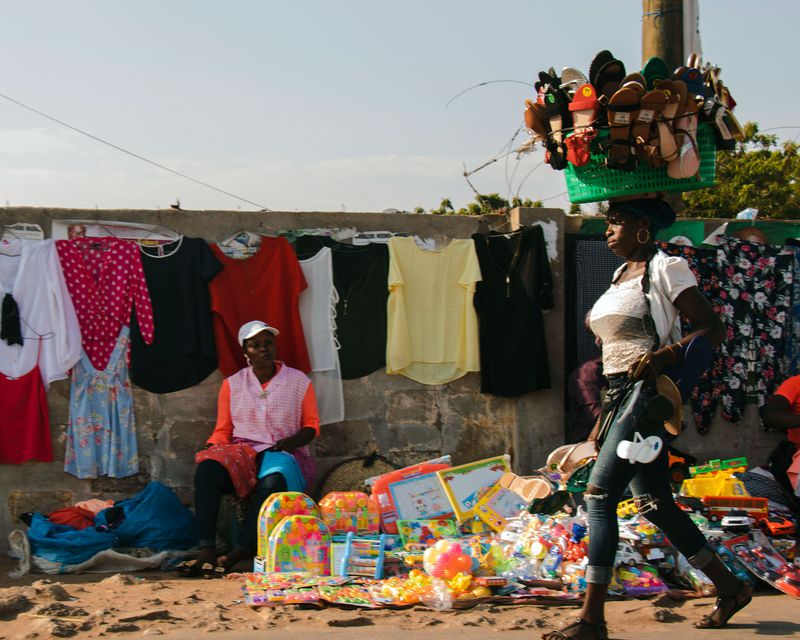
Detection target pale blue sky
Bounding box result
[0,1,796,213]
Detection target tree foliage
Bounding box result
[684,122,800,219]
[416,193,540,216]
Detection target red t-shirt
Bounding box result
[209,237,310,376]
[774,375,800,446]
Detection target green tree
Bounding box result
[684,122,800,219]
[420,194,539,216]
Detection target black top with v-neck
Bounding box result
[130,237,223,393]
[294,235,388,379]
[472,226,554,397]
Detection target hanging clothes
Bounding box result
[297,247,345,425]
[65,327,138,479]
[386,237,482,385]
[130,237,223,393]
[472,226,554,397]
[55,237,154,371]
[209,236,310,376]
[0,238,81,385]
[785,240,800,377]
[294,236,389,379]
[0,338,51,463]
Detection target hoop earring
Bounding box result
[636,228,651,244]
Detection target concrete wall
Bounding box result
[0,206,784,549]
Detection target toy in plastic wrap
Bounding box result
[256,491,319,558]
[618,564,668,596]
[370,457,451,534]
[318,491,380,535]
[422,540,475,580]
[397,518,458,549]
[436,455,511,521]
[716,544,757,586]
[268,515,331,575]
[723,531,798,597]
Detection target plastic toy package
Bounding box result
[723,531,800,598]
[319,491,381,535]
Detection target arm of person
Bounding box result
[270,383,321,453]
[631,286,725,381]
[205,379,234,448]
[763,393,800,432]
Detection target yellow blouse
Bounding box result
[386,237,482,384]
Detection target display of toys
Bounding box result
[723,532,794,590]
[256,491,319,558]
[319,491,380,535]
[759,515,796,537]
[667,447,696,486]
[617,564,668,596]
[334,532,387,579]
[775,569,800,599]
[422,540,475,580]
[616,498,639,519]
[436,456,511,521]
[267,515,331,575]
[370,457,452,534]
[721,509,754,534]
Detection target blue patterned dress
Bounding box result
[64,327,138,478]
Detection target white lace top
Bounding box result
[589,276,658,375]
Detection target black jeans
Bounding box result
[584,376,712,584]
[194,452,287,552]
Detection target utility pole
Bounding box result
[642,0,685,212]
[642,0,684,71]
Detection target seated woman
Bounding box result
[187,320,319,575]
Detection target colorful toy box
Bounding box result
[332,531,387,578]
[319,491,380,535]
[256,491,319,558]
[267,514,331,575]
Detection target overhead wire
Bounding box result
[0,91,273,211]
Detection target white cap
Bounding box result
[237,320,279,346]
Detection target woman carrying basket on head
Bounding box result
[543,197,751,639]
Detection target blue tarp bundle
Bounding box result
[28,481,197,565]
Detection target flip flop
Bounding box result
[641,56,669,90]
[568,83,600,133]
[668,95,700,178]
[175,559,203,578]
[498,472,553,502]
[621,72,647,95]
[632,89,667,168]
[560,66,588,98]
[594,57,626,101]
[589,50,615,86]
[675,67,705,99]
[201,562,227,579]
[523,99,547,143]
[526,100,551,139]
[655,80,682,162]
[606,86,640,170]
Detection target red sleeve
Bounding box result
[207,379,234,445]
[130,244,155,345]
[282,239,312,373]
[775,376,800,408]
[301,382,320,435]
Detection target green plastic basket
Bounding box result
[564,123,717,204]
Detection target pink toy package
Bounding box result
[318,491,380,535]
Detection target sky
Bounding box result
[0,1,798,214]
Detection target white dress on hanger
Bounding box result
[298,247,345,425]
[0,238,81,385]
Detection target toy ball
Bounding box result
[423,540,474,579]
[471,586,492,598]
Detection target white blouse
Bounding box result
[298,247,345,425]
[0,238,81,385]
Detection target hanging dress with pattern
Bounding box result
[64,326,138,479]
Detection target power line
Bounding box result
[0,91,273,211]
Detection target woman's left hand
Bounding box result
[628,350,668,383]
[269,427,316,453]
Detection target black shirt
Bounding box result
[130,237,223,393]
[294,236,389,379]
[472,226,554,397]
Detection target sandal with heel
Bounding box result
[542,617,609,640]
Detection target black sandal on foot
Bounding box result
[542,617,609,640]
[694,581,753,628]
[175,559,203,578]
[200,562,227,579]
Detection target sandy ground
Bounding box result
[1,557,799,639]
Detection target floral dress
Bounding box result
[64,327,138,478]
[661,238,793,433]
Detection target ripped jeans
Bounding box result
[584,375,713,585]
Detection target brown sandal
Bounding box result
[694,581,753,629]
[542,617,609,640]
